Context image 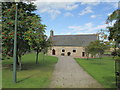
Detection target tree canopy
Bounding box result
[107,9,120,47]
[2,2,50,69]
[85,40,110,58]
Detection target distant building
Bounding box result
[48,30,98,57]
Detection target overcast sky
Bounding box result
[32,0,119,36]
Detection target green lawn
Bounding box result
[75,56,116,88]
[2,53,58,88]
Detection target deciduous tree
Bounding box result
[85,40,109,58]
[2,2,39,70]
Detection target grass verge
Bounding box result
[2,53,58,88]
[75,56,116,88]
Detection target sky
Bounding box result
[32,0,119,36]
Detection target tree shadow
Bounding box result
[17,76,32,83]
[17,74,36,83]
[22,61,49,70]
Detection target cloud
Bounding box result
[34,2,79,19]
[81,2,100,6]
[79,6,94,15]
[93,24,107,30]
[90,15,96,18]
[68,22,94,33]
[109,2,118,9]
[65,4,79,10]
[113,2,118,9]
[32,0,119,2]
[39,7,61,19]
[33,0,119,19]
[107,13,112,16]
[85,22,93,27]
[67,22,108,34]
[64,12,74,16]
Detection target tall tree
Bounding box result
[24,15,46,64]
[107,8,120,48]
[107,5,120,57]
[2,2,38,70]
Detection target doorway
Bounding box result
[82,52,85,57]
[67,52,71,56]
[52,49,55,55]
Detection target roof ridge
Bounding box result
[53,34,97,36]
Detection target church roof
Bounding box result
[51,34,98,46]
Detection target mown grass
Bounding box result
[2,53,58,88]
[75,56,116,88]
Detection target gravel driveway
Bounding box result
[49,56,103,88]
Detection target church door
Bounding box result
[67,52,71,56]
[52,49,55,55]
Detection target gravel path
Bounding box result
[49,56,103,88]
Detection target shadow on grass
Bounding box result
[16,62,51,83]
[17,74,34,83]
[22,61,53,70]
[3,59,53,70]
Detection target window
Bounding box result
[62,49,65,52]
[73,50,76,53]
[61,53,65,56]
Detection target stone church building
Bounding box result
[48,30,98,57]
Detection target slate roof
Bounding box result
[51,34,98,46]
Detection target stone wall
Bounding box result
[48,46,86,57]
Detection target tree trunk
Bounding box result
[16,56,19,65]
[114,42,117,52]
[86,53,89,60]
[19,55,22,71]
[36,51,39,64]
[43,53,45,64]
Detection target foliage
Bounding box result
[107,9,120,49]
[23,17,50,64]
[2,2,47,69]
[97,29,108,42]
[85,40,110,58]
[107,9,120,21]
[84,47,90,59]
[2,2,37,57]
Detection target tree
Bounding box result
[24,15,46,64]
[85,40,109,58]
[40,35,53,63]
[2,2,38,70]
[84,47,90,59]
[107,8,120,49]
[106,6,120,58]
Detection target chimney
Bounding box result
[50,30,54,36]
